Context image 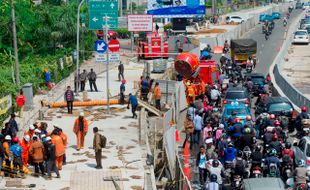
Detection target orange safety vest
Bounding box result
[73,118,89,134]
[154,86,161,100]
[187,86,195,97]
[21,140,30,158]
[60,132,68,148]
[52,135,65,157]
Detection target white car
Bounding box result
[293,30,309,44]
[226,16,245,24]
[303,3,310,10]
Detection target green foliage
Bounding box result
[116,28,131,37]
[164,23,172,32]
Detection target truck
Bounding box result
[231,39,257,66]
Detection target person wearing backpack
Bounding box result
[232,151,246,178]
[93,127,106,169]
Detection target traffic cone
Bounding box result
[183,141,191,190]
[175,129,180,142]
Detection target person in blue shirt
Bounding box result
[224,142,237,163]
[193,112,203,144]
[120,80,126,104]
[10,137,23,175]
[44,68,51,85]
[128,93,138,119]
[141,77,149,101]
[228,118,244,140]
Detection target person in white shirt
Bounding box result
[210,86,221,106]
[205,174,219,190]
[196,146,208,187]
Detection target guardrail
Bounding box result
[270,11,310,111]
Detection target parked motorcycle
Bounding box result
[231,175,243,189]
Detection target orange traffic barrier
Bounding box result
[183,141,191,189]
[175,129,180,142]
[44,99,124,108]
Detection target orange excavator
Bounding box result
[174,53,220,105]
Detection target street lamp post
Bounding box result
[76,0,86,95]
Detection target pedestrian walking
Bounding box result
[153,82,161,110]
[74,71,80,93]
[45,136,60,179]
[88,68,98,92]
[64,86,74,114]
[16,90,26,117]
[29,135,45,176]
[57,126,67,165]
[196,145,208,187]
[120,80,126,104]
[118,61,124,81]
[93,127,106,169]
[51,130,65,170]
[193,111,203,145]
[73,112,89,151]
[10,137,24,176]
[127,93,138,119]
[183,114,194,149]
[21,135,30,167]
[141,77,149,101]
[3,135,11,170]
[8,113,18,137]
[79,69,88,91]
[44,68,51,87]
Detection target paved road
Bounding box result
[243,9,303,74]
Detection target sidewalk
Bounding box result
[280,44,310,99]
[0,53,167,189]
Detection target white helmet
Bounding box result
[24,135,30,142]
[80,112,84,117]
[5,135,11,140]
[219,124,224,129]
[46,136,52,141]
[40,134,46,139]
[29,125,35,130]
[34,129,41,133]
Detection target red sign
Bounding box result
[108,39,120,52]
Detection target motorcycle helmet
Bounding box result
[212,160,219,167]
[302,106,307,112]
[272,134,278,141]
[12,137,19,143]
[4,135,11,141]
[23,135,30,142]
[237,150,243,158]
[271,148,277,156]
[298,159,305,167]
[228,142,234,147]
[246,116,252,121]
[285,142,292,149]
[256,145,262,152]
[210,174,218,182]
[244,127,251,134]
[274,120,280,126]
[270,114,275,119]
[222,133,227,139]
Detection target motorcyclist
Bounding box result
[269,134,282,156]
[279,111,289,129]
[255,112,270,137]
[246,55,254,71]
[210,86,221,107]
[205,174,220,190]
[245,78,254,93]
[263,130,274,145]
[251,145,263,169]
[227,111,237,126]
[295,106,309,132]
[220,54,228,68]
[281,142,294,160]
[281,142,294,177]
[232,151,247,178]
[283,17,288,26]
[264,148,281,177]
[239,127,255,150]
[267,114,276,127]
[244,116,254,129]
[228,118,244,140]
[224,142,237,163]
[294,160,308,188]
[273,120,282,139]
[207,159,225,189]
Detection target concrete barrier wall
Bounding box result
[269,10,308,111]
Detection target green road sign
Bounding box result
[88,0,119,30]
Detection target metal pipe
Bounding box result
[105,15,110,114]
[76,0,85,95]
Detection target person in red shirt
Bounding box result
[16,90,26,117]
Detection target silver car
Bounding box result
[242,178,285,190]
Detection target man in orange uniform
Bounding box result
[21,135,30,167]
[24,125,35,139]
[186,81,196,105]
[73,112,89,151]
[55,124,67,165]
[51,130,65,170]
[154,82,162,110]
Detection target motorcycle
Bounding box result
[246,65,253,73]
[282,164,293,182]
[265,33,269,40]
[232,175,243,189]
[251,165,263,178]
[225,161,233,184]
[283,20,287,27]
[223,47,229,54]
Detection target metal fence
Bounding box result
[271,12,310,110]
[174,155,193,190]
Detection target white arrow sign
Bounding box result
[110,3,115,9]
[92,17,98,22]
[97,42,106,51]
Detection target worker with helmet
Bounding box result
[3,135,12,169]
[296,106,310,133]
[21,135,31,167]
[228,118,244,140]
[294,160,308,188]
[24,125,35,139]
[205,174,220,190]
[264,148,281,177]
[9,137,24,175]
[185,80,196,105]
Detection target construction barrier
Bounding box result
[43,99,122,108]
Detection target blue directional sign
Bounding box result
[88,0,119,30]
[95,40,108,53]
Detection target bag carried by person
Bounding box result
[100,134,107,148]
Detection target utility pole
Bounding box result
[120,0,123,17]
[76,0,85,96]
[11,0,20,85]
[130,0,134,53]
[105,15,110,114]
